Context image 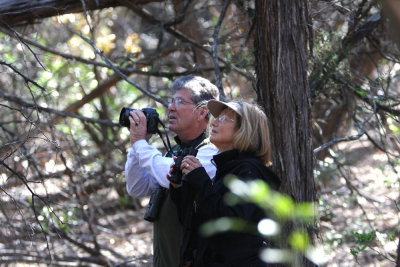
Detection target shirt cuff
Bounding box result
[132,139,148,151]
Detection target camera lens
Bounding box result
[119,107,133,128]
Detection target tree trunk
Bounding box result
[397,236,400,267]
[382,0,400,46]
[254,0,315,265]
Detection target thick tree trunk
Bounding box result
[382,0,400,45]
[397,236,400,267]
[254,0,315,265]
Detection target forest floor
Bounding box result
[99,140,398,267]
[6,140,398,267]
[316,140,399,266]
[102,139,400,267]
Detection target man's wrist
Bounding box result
[132,139,148,148]
[131,138,141,145]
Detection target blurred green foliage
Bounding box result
[350,230,376,256]
[200,175,321,265]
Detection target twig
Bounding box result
[79,0,95,41]
[77,32,168,106]
[212,0,230,100]
[314,102,376,155]
[365,131,400,157]
[395,199,400,267]
[0,60,46,91]
[0,27,219,79]
[9,26,47,71]
[0,249,109,266]
[0,160,54,258]
[0,90,119,127]
[120,1,254,81]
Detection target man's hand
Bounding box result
[129,110,149,145]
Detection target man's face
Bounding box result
[167,89,196,134]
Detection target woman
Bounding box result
[169,100,281,267]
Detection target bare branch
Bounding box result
[120,0,254,81]
[0,91,118,127]
[0,26,219,78]
[0,0,124,27]
[0,60,46,91]
[0,249,110,266]
[78,32,169,106]
[212,0,231,100]
[314,102,376,155]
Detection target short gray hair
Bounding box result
[171,75,219,105]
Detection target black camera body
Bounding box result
[119,107,159,134]
[169,147,198,184]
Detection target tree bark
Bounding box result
[254,0,315,265]
[381,0,400,46]
[0,0,156,27]
[397,236,400,267]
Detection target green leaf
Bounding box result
[294,203,316,222]
[200,217,254,237]
[289,230,310,252]
[272,194,294,219]
[350,248,358,256]
[355,89,367,97]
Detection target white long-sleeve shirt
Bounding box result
[125,139,218,198]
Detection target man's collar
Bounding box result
[174,132,206,148]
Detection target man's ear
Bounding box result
[198,106,208,120]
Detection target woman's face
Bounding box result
[210,108,238,152]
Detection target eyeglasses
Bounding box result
[168,97,194,107]
[215,114,236,124]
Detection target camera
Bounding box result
[119,107,159,134]
[169,147,198,184]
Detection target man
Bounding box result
[125,75,219,267]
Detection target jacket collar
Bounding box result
[174,132,207,148]
[213,149,257,168]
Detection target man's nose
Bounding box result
[168,103,175,111]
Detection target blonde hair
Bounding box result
[231,101,272,166]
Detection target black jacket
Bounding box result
[171,149,281,267]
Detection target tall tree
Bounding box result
[254,0,315,265]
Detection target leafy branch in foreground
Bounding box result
[200,175,324,266]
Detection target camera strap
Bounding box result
[155,118,174,155]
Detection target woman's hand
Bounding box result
[181,155,202,175]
